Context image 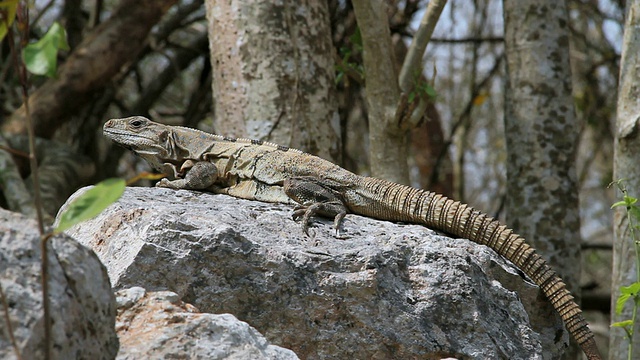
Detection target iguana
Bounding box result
[103,116,602,360]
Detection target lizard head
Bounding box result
[103,116,184,172]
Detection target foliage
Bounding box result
[408,73,437,103]
[22,21,69,77]
[335,27,364,85]
[610,179,640,358]
[0,0,18,41]
[55,178,125,233]
[615,283,640,318]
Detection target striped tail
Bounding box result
[355,178,601,360]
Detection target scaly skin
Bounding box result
[103,116,602,360]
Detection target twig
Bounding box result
[13,0,45,245]
[396,0,447,129]
[29,0,56,30]
[0,143,30,158]
[429,52,504,187]
[398,0,447,92]
[0,283,23,360]
[39,234,52,360]
[429,36,504,44]
[88,0,103,28]
[332,49,364,86]
[8,4,50,359]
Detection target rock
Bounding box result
[62,186,567,359]
[115,287,299,359]
[0,208,118,360]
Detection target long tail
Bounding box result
[355,178,601,360]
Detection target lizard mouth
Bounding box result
[103,128,158,148]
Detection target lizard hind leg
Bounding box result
[283,177,348,236]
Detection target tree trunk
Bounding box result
[611,2,640,359]
[205,0,341,163]
[503,1,582,358]
[351,0,408,184]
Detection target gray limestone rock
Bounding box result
[115,286,299,359]
[0,208,118,360]
[61,186,568,359]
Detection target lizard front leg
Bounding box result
[157,160,218,190]
[283,176,348,236]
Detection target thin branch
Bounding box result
[429,52,504,187]
[0,282,22,360]
[13,0,45,237]
[39,234,52,360]
[3,0,179,138]
[396,0,447,129]
[150,0,202,48]
[582,243,613,250]
[132,32,208,115]
[398,0,447,93]
[10,4,49,359]
[89,0,103,28]
[29,0,56,30]
[429,36,504,43]
[0,143,30,158]
[61,0,85,50]
[332,48,364,86]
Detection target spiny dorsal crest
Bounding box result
[173,125,304,154]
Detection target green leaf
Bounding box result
[0,0,18,42]
[22,21,69,77]
[349,27,362,50]
[423,83,438,99]
[55,178,125,233]
[621,282,640,295]
[630,206,640,222]
[624,195,638,205]
[615,282,640,315]
[611,320,633,328]
[616,293,631,315]
[611,200,628,209]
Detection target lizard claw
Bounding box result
[292,203,319,236]
[156,178,172,188]
[290,202,347,237]
[284,177,349,237]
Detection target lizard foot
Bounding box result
[284,177,349,237]
[292,202,346,237]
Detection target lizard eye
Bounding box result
[129,118,144,128]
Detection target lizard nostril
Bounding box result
[104,120,113,128]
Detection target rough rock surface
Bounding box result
[0,208,118,360]
[62,186,568,359]
[115,286,298,359]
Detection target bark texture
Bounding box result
[206,0,340,162]
[503,3,582,357]
[351,0,408,184]
[2,0,178,138]
[611,2,640,359]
